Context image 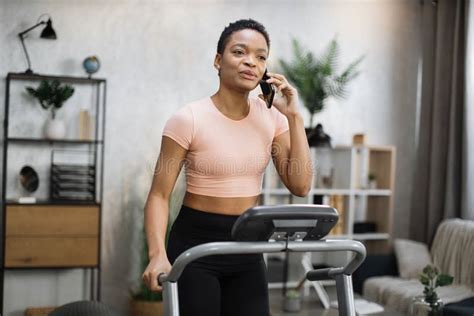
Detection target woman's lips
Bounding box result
[239,71,257,80]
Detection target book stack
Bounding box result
[50,164,96,202]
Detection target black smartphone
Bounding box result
[259,69,275,109]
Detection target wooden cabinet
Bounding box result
[5,205,99,267]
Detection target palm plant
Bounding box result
[279,37,364,129]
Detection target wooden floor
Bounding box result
[269,287,404,316]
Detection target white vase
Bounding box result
[44,118,66,139]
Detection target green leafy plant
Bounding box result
[279,37,364,128]
[368,173,376,181]
[419,265,453,313]
[285,289,300,299]
[26,80,75,119]
[286,274,307,299]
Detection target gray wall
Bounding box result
[0,0,420,314]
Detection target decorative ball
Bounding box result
[83,56,100,76]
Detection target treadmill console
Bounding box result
[231,204,339,242]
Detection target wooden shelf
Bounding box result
[262,188,392,196]
[326,233,390,240]
[268,280,336,289]
[262,188,291,194]
[335,144,395,151]
[7,72,105,84]
[354,233,390,240]
[312,189,352,195]
[6,137,102,145]
[5,199,100,206]
[354,189,392,196]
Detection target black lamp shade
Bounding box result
[40,19,56,39]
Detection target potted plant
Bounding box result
[279,38,364,146]
[283,289,301,313]
[283,276,306,313]
[412,264,453,316]
[368,173,377,189]
[26,79,74,139]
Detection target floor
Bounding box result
[268,286,404,316]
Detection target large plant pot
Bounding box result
[130,300,164,316]
[306,125,332,148]
[305,127,316,147]
[44,118,66,139]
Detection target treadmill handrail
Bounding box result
[286,239,367,275]
[158,239,366,284]
[160,241,286,283]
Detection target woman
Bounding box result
[142,19,312,316]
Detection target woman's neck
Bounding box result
[211,86,250,119]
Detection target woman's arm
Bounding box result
[143,136,187,290]
[271,114,312,197]
[265,72,313,197]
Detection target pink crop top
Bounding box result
[162,97,289,197]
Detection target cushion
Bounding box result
[393,238,432,279]
[352,253,398,294]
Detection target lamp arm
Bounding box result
[19,35,32,73]
[18,21,46,37]
[18,21,45,74]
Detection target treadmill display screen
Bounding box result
[273,220,318,228]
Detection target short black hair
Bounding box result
[217,19,270,54]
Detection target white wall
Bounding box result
[0,0,420,314]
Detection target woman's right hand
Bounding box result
[142,253,172,291]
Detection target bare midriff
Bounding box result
[183,191,260,216]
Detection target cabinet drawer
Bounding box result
[6,205,99,236]
[5,237,99,267]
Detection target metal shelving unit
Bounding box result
[1,72,107,313]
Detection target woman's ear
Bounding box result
[214,54,222,72]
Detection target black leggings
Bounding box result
[166,205,270,316]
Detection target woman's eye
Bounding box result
[234,50,244,55]
[258,56,267,61]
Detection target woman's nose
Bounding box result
[243,56,256,67]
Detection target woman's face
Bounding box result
[215,29,269,92]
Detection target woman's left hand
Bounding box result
[259,72,299,117]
